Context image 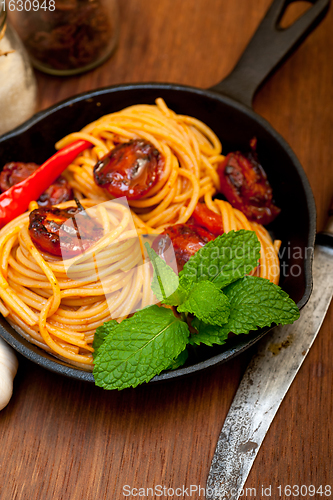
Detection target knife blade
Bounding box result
[206,237,333,500]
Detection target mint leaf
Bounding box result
[145,243,179,302]
[92,319,119,358]
[190,318,229,346]
[93,306,190,390]
[180,230,260,289]
[177,281,230,325]
[166,349,188,370]
[162,274,192,306]
[219,276,300,335]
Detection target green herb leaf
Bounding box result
[190,318,229,346]
[162,275,192,306]
[177,281,230,325]
[180,230,261,288]
[92,319,119,358]
[145,243,179,302]
[165,349,189,370]
[93,306,190,390]
[219,275,300,335]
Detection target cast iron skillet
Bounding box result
[0,0,328,383]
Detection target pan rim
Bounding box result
[0,82,316,385]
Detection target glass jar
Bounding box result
[9,0,119,76]
[0,6,37,136]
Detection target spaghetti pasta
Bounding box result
[0,199,152,369]
[57,98,223,233]
[0,99,281,368]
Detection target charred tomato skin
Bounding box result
[192,203,224,236]
[0,162,39,191]
[93,139,163,200]
[29,206,103,257]
[36,177,73,207]
[217,151,280,225]
[154,223,215,272]
[0,162,73,207]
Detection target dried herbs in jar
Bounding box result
[9,0,119,76]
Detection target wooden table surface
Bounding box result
[1,1,333,499]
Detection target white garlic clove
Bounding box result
[0,337,19,411]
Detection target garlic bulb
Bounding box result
[0,337,18,410]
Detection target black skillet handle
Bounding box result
[210,0,330,108]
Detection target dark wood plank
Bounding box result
[1,1,333,499]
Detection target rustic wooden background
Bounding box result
[1,1,333,499]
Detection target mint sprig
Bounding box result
[93,306,189,390]
[92,319,118,356]
[177,281,230,325]
[181,229,260,288]
[93,229,300,390]
[166,349,189,370]
[190,318,229,347]
[218,276,300,335]
[145,242,179,302]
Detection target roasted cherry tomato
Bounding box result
[192,203,224,236]
[0,162,39,190]
[36,177,73,207]
[217,142,280,225]
[154,224,215,272]
[0,162,73,207]
[29,203,103,257]
[93,139,163,200]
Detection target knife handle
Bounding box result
[316,197,333,247]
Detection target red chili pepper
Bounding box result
[0,140,91,229]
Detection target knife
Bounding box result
[206,210,333,500]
